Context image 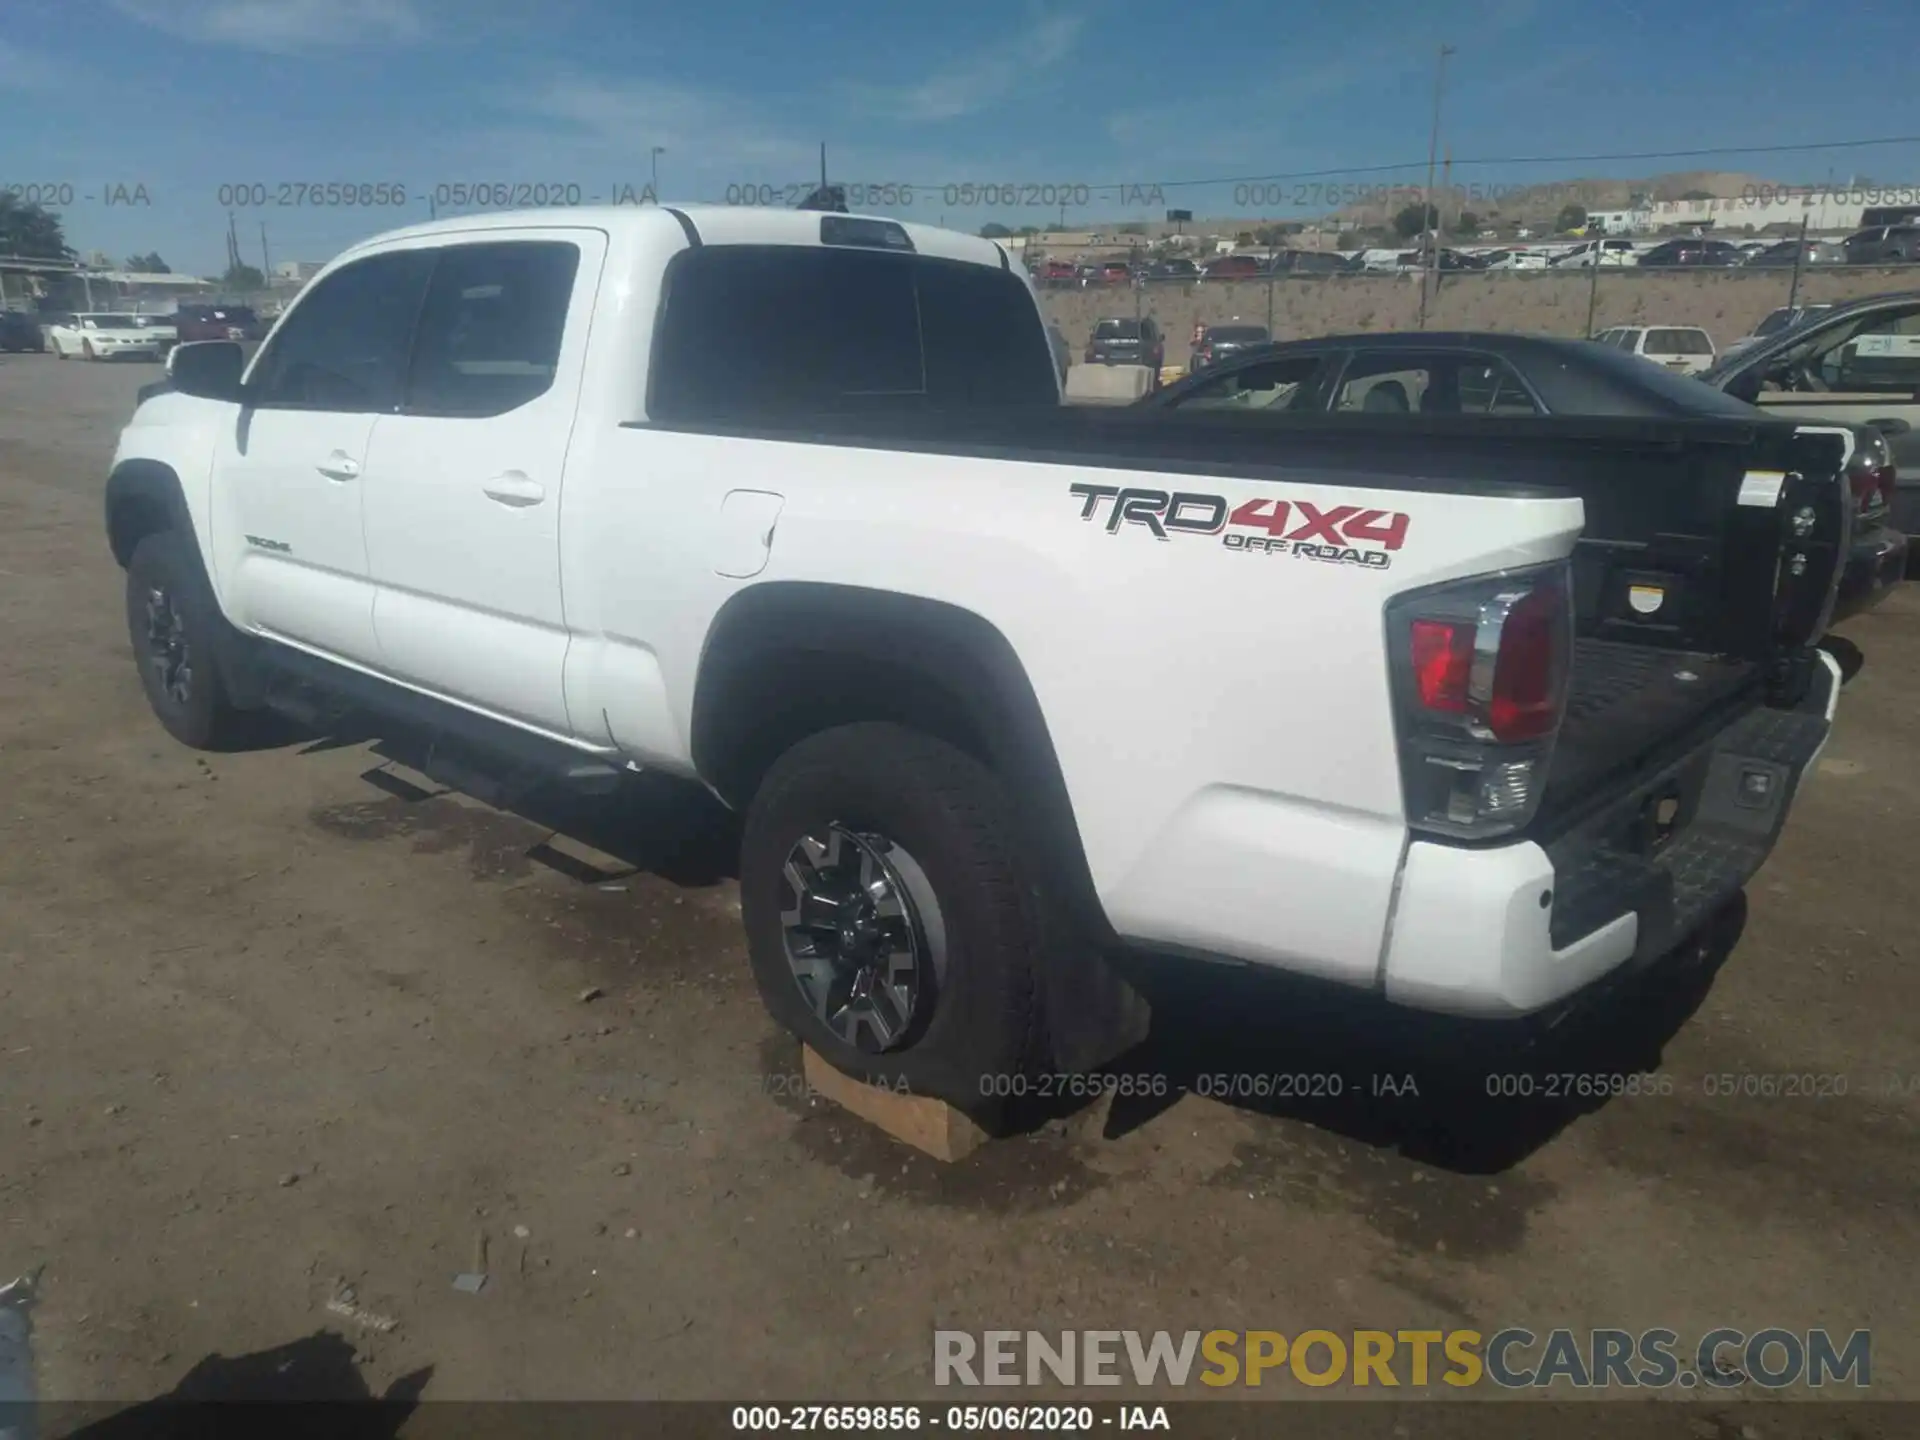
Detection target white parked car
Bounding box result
[1592,325,1718,374]
[1484,248,1550,270]
[47,313,169,362]
[1551,239,1640,269]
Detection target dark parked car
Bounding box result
[1200,254,1263,281]
[1842,225,1920,265]
[1743,239,1846,269]
[1637,239,1743,268]
[1144,258,1200,282]
[1264,248,1349,276]
[1149,330,1907,617]
[171,303,263,342]
[1186,322,1270,372]
[1085,317,1165,375]
[1704,289,1920,567]
[0,310,45,353]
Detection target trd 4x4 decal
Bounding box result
[1069,483,1409,570]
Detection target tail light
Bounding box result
[1847,430,1896,517]
[1386,564,1573,840]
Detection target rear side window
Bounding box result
[1649,329,1712,355]
[403,240,581,418]
[250,250,434,412]
[647,245,1056,422]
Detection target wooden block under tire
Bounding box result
[802,1047,989,1163]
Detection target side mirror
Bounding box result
[167,341,246,401]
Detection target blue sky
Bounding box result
[4,0,1918,276]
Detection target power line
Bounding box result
[886,133,1920,195]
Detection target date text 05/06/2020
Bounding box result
[208,182,659,209]
[722,183,1167,210]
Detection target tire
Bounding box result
[82,340,96,361]
[740,722,1049,1117]
[48,337,63,360]
[124,531,247,749]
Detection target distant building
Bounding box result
[273,260,325,283]
[1584,188,1899,236]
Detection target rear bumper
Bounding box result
[1381,649,1841,1017]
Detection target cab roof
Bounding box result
[336,204,1013,272]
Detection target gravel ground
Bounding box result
[1,353,1916,1418]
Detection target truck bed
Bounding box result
[1544,639,1760,820]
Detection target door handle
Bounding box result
[315,451,360,481]
[482,471,546,507]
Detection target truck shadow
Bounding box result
[301,718,741,891]
[56,1330,430,1438]
[1095,892,1748,1177]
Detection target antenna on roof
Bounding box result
[796,142,847,213]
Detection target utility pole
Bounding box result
[1787,211,1810,311]
[1416,42,1455,331]
[1585,233,1602,337]
[259,221,271,282]
[820,143,828,191]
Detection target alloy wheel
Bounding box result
[778,824,945,1054]
[143,585,193,708]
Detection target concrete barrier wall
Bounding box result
[1040,267,1920,368]
[1064,362,1154,403]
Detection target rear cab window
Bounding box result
[1648,329,1713,356]
[647,244,1058,422]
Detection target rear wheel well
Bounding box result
[698,644,989,811]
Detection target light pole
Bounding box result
[1416,43,1455,330]
[650,146,666,200]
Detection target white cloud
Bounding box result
[110,0,428,51]
[493,74,820,176]
[848,13,1084,122]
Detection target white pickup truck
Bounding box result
[107,206,1852,1114]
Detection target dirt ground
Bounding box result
[1042,265,1920,366]
[1,353,1917,1417]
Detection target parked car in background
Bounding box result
[46,313,168,362]
[1149,328,1906,616]
[1722,303,1836,361]
[1637,239,1743,268]
[1186,322,1270,371]
[1551,238,1639,268]
[1843,225,1920,265]
[1705,289,1920,553]
[0,310,46,353]
[1085,316,1165,377]
[171,303,263,343]
[1035,260,1078,287]
[1200,254,1263,281]
[1143,258,1199,282]
[1743,238,1846,269]
[1264,248,1348,276]
[1484,248,1550,270]
[1591,325,1718,375]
